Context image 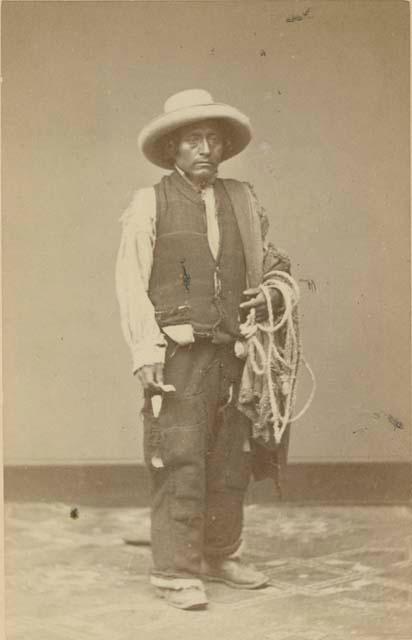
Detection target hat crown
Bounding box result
[164,89,214,114]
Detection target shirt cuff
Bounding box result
[132,343,167,374]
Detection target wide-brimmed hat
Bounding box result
[138,89,252,169]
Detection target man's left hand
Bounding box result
[239,287,282,323]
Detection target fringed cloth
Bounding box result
[236,270,315,448]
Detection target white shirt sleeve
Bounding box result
[115,187,167,373]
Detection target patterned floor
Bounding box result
[4,502,412,639]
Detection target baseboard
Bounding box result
[4,462,411,506]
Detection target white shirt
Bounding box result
[175,165,220,259]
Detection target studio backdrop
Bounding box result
[3,1,410,473]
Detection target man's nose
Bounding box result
[199,137,211,154]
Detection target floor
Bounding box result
[4,502,412,640]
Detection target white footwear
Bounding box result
[151,576,208,610]
[156,585,208,610]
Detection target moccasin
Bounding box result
[156,584,208,610]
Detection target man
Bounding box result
[116,89,292,610]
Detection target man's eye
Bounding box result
[187,136,200,145]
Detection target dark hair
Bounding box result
[162,131,180,166]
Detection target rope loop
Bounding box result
[239,270,315,443]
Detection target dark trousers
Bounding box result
[143,339,252,579]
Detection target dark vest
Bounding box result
[148,171,247,340]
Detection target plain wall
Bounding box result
[3,0,410,464]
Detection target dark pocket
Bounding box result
[162,426,206,501]
[160,393,208,500]
[160,391,207,429]
[161,424,205,467]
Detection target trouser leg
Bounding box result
[204,403,252,559]
[143,341,251,577]
[143,342,214,579]
[145,454,205,578]
[144,398,208,578]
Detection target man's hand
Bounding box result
[137,363,165,392]
[239,287,283,323]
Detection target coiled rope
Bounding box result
[238,270,316,444]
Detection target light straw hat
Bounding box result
[138,89,252,169]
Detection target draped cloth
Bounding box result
[224,180,299,493]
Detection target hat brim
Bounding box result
[138,103,252,169]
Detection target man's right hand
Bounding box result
[137,363,165,392]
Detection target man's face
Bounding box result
[172,120,225,183]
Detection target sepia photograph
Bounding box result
[2,1,411,639]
